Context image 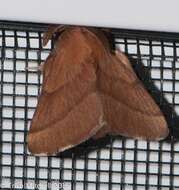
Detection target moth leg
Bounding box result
[25,63,44,72]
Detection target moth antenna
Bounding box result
[43,25,67,47]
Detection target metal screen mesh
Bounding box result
[0,21,179,190]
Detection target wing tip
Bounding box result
[135,122,169,141]
[156,124,170,141]
[27,133,57,156]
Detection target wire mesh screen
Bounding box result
[0,21,179,190]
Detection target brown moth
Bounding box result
[27,25,169,155]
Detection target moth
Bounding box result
[27,25,169,155]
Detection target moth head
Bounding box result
[81,27,115,54]
[43,25,115,54]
